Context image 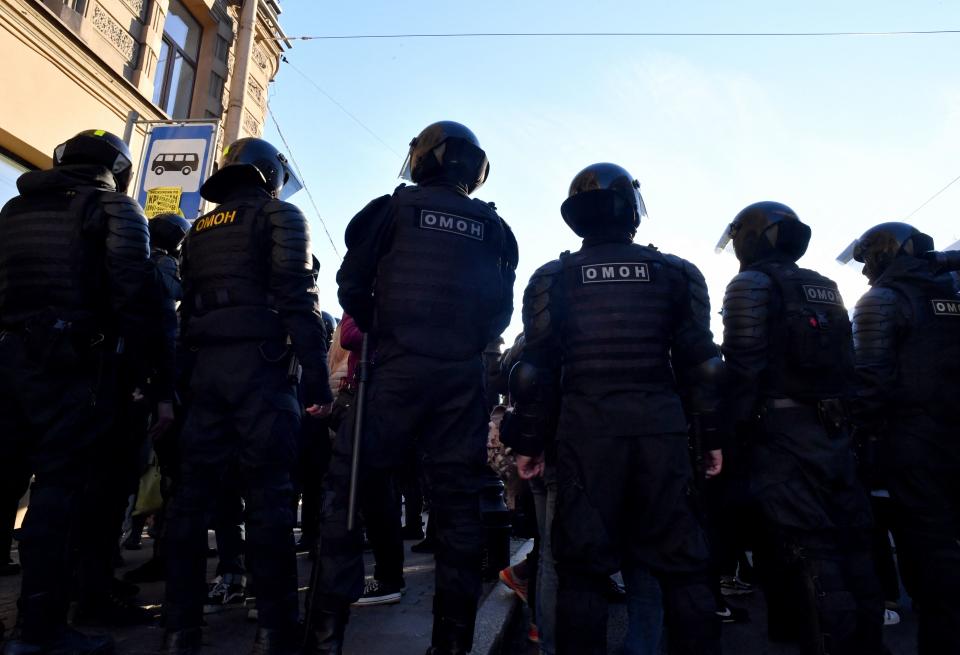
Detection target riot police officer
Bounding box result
[843,222,960,654]
[161,138,333,655]
[149,212,189,403]
[502,163,724,655]
[0,129,154,655]
[304,121,518,655]
[718,202,883,655]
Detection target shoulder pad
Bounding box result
[726,269,774,294]
[101,193,148,227]
[102,192,149,259]
[663,254,712,318]
[501,219,519,269]
[266,200,312,273]
[854,286,901,320]
[392,183,407,195]
[852,286,901,356]
[530,258,563,281]
[522,259,563,345]
[344,194,392,249]
[470,196,501,217]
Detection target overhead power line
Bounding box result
[259,29,960,43]
[267,108,342,260]
[281,57,403,159]
[905,172,960,220]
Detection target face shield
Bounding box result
[278,159,303,200]
[398,137,418,182]
[715,222,737,254]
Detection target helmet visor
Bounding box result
[279,164,303,200]
[398,151,413,182]
[715,222,736,254]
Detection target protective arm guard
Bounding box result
[499,259,565,456]
[102,193,152,335]
[923,249,960,273]
[267,199,333,406]
[849,286,901,429]
[487,219,519,342]
[499,361,561,456]
[665,255,723,367]
[677,356,728,452]
[336,195,393,332]
[720,270,773,424]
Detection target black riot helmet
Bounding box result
[838,222,935,283]
[200,138,292,203]
[399,121,489,195]
[716,201,811,266]
[149,212,191,254]
[560,163,647,239]
[53,129,134,192]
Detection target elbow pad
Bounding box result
[500,361,560,456]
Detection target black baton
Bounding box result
[346,333,370,532]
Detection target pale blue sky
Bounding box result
[266,1,960,338]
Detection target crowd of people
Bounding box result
[0,120,958,655]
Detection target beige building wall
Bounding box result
[0,0,287,187]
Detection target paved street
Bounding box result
[503,582,920,655]
[0,529,500,655]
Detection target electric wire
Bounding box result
[281,57,403,159]
[259,29,960,43]
[905,173,960,220]
[267,107,342,260]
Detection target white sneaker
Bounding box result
[884,609,901,626]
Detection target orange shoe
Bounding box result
[498,566,529,604]
[527,623,540,643]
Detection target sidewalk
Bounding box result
[0,531,524,655]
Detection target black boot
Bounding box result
[248,627,298,655]
[302,608,348,655]
[427,615,474,655]
[160,628,202,655]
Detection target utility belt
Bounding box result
[1,315,114,370]
[762,396,848,435]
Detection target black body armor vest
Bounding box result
[0,187,102,327]
[754,263,853,400]
[374,185,507,359]
[883,277,960,420]
[558,242,680,394]
[183,195,283,341]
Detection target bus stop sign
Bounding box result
[136,122,217,221]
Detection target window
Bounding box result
[214,35,230,64]
[63,0,87,13]
[208,71,225,101]
[152,0,201,119]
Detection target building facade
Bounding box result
[0,0,288,207]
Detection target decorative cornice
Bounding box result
[91,3,137,63]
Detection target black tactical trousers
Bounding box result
[551,431,720,655]
[0,332,113,636]
[307,347,487,643]
[77,387,151,599]
[751,406,884,655]
[164,341,301,632]
[884,430,960,655]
